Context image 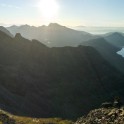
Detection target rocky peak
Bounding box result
[15,33,22,39]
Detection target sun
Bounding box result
[38,0,59,21]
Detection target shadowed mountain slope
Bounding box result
[104,32,124,48]
[0,31,124,119]
[81,38,124,73]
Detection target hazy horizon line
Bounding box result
[1,22,124,28]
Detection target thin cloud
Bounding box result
[0,3,21,9]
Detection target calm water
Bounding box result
[117,48,124,57]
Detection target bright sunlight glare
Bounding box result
[38,0,59,21]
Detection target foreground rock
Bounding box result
[75,107,124,124]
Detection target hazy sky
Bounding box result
[0,0,124,26]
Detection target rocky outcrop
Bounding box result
[75,107,124,124]
[14,33,22,39]
[0,111,15,124]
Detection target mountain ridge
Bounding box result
[0,26,13,37]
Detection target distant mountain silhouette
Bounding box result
[7,23,98,47]
[104,32,124,48]
[0,26,13,37]
[81,37,124,73]
[0,31,124,119]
